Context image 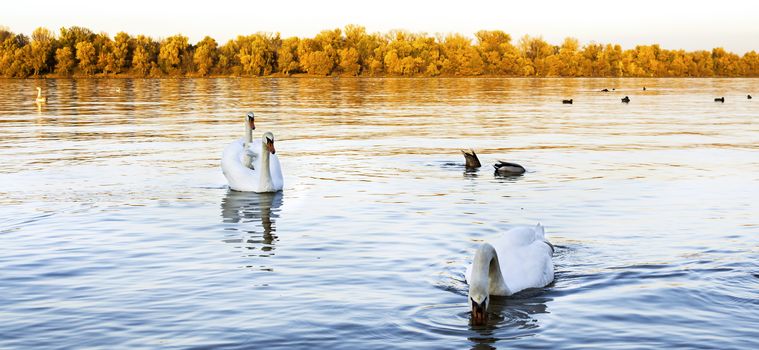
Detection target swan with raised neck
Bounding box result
[35,87,47,103]
[243,112,256,169]
[257,131,276,192]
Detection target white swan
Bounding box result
[35,87,47,103]
[465,224,554,325]
[221,113,283,192]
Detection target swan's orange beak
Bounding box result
[471,298,488,326]
[266,139,275,154]
[248,118,256,130]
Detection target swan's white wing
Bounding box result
[222,138,260,192]
[246,139,262,160]
[464,225,551,288]
[269,154,284,191]
[491,225,554,294]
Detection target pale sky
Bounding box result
[2,0,757,53]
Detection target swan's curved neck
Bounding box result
[242,120,254,169]
[471,243,510,296]
[258,140,273,191]
[244,119,253,144]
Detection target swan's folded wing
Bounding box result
[269,154,284,190]
[245,139,262,159]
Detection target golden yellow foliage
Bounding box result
[0,25,757,78]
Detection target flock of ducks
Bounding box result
[562,86,753,104]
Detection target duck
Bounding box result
[494,160,526,176]
[601,88,609,92]
[714,97,725,103]
[221,112,283,192]
[465,224,554,326]
[462,150,526,175]
[35,87,47,103]
[621,96,630,103]
[462,149,481,168]
[562,99,573,104]
[748,95,752,99]
[643,87,646,91]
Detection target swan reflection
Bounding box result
[468,292,552,348]
[221,190,283,265]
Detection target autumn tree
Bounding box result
[54,47,75,75]
[30,27,54,75]
[338,47,360,75]
[712,47,743,76]
[299,29,341,75]
[217,40,240,75]
[475,30,518,75]
[108,32,132,74]
[742,51,759,76]
[518,35,554,76]
[158,34,189,74]
[58,26,94,52]
[193,36,218,76]
[277,37,300,75]
[75,41,96,74]
[237,33,279,76]
[441,34,483,76]
[548,38,574,76]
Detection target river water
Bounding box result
[0,78,757,349]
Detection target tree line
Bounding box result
[1,25,757,78]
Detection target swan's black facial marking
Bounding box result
[247,112,256,130]
[470,296,488,326]
[266,137,276,154]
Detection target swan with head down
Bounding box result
[465,224,554,325]
[221,112,283,192]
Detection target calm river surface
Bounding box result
[1,78,757,349]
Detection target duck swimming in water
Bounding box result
[461,150,526,175]
[462,149,481,169]
[494,161,526,176]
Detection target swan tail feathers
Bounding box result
[535,223,545,239]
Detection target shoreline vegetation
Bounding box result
[2,25,758,79]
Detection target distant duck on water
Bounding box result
[562,99,573,104]
[715,97,725,103]
[621,96,630,103]
[748,94,752,99]
[35,87,47,103]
